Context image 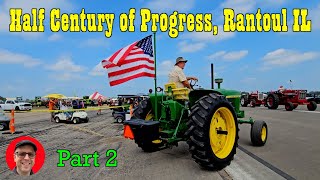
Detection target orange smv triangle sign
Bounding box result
[123,125,134,140]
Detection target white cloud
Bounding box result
[89,62,107,76]
[48,34,62,41]
[262,49,319,67]
[241,77,256,83]
[178,41,206,53]
[181,26,236,44]
[215,0,289,24]
[0,0,74,39]
[0,48,42,67]
[79,38,109,48]
[239,65,249,71]
[220,0,257,14]
[45,56,86,72]
[49,72,83,81]
[207,50,248,61]
[158,60,174,76]
[145,0,195,12]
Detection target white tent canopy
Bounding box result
[62,96,81,100]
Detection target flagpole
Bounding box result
[153,32,158,120]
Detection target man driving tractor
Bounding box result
[168,57,198,89]
[278,85,285,92]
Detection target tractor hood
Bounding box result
[214,89,241,97]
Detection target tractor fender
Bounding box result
[189,89,222,106]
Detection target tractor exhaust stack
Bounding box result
[211,63,214,89]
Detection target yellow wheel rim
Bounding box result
[261,126,267,142]
[145,110,153,121]
[209,107,236,159]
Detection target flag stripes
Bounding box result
[101,35,154,86]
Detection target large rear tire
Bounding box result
[240,95,248,107]
[131,99,159,152]
[131,99,153,120]
[266,94,279,109]
[186,93,239,170]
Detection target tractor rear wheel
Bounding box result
[131,99,160,152]
[250,99,256,107]
[307,101,317,111]
[186,93,239,170]
[240,95,248,107]
[131,99,153,120]
[266,94,279,109]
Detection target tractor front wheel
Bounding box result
[285,102,294,111]
[250,120,268,146]
[307,101,317,111]
[186,93,239,170]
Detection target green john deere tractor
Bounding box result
[35,96,42,107]
[124,73,268,170]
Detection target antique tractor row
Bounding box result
[265,89,317,111]
[123,78,268,170]
[240,91,268,107]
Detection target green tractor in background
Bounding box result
[124,66,268,170]
[83,96,93,107]
[35,96,42,107]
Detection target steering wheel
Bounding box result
[156,87,163,92]
[189,79,198,89]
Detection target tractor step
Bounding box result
[159,130,175,138]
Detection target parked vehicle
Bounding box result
[0,108,10,131]
[241,91,267,107]
[306,93,320,104]
[266,89,317,111]
[54,111,89,124]
[0,100,32,111]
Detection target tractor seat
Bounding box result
[164,83,190,101]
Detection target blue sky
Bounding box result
[0,0,319,100]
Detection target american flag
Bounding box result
[101,35,155,86]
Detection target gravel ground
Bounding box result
[0,108,228,180]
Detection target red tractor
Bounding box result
[265,89,317,111]
[241,91,268,107]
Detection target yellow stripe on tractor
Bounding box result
[226,95,241,98]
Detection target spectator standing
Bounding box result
[97,98,102,115]
[48,98,56,122]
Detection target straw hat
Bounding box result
[175,57,188,65]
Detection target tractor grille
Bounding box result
[258,93,264,100]
[299,92,306,99]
